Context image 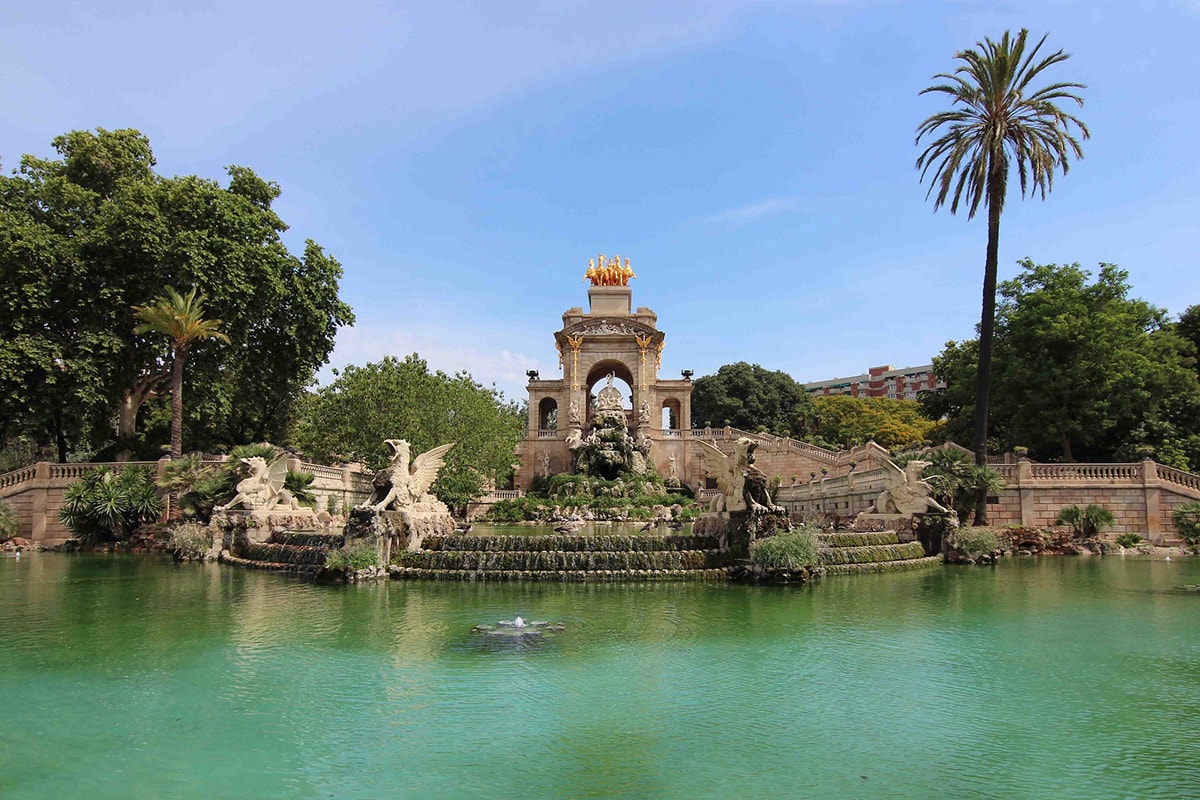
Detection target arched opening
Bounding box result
[585,361,635,427]
[661,398,681,430]
[537,397,558,430]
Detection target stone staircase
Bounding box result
[391,533,729,582]
[220,530,345,574]
[817,531,941,574]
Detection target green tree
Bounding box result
[923,261,1200,467]
[801,396,937,451]
[690,362,814,435]
[0,128,354,461]
[291,355,525,512]
[133,287,230,458]
[916,29,1088,521]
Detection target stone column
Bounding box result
[1142,459,1162,540]
[1017,459,1035,527]
[30,461,50,543]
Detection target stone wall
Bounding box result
[0,458,374,546]
[776,459,1200,545]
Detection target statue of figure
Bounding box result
[638,400,650,424]
[568,399,580,425]
[668,454,677,479]
[565,427,583,450]
[541,452,551,477]
[868,459,950,515]
[217,455,301,512]
[359,439,455,513]
[695,437,783,514]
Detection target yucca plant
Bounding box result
[1056,504,1115,538]
[60,466,163,545]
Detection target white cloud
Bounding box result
[703,197,797,225]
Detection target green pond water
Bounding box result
[2,554,1198,799]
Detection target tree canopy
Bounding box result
[0,128,354,461]
[921,260,1200,468]
[290,355,525,512]
[690,362,814,436]
[800,396,938,452]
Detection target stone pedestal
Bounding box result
[694,510,790,559]
[345,508,456,562]
[211,508,318,547]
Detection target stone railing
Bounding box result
[1028,463,1141,482]
[537,429,559,439]
[0,465,37,491]
[1158,464,1200,493]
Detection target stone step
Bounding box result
[422,534,720,552]
[390,567,731,582]
[823,555,944,575]
[407,549,726,571]
[271,531,345,548]
[238,542,329,566]
[818,541,928,566]
[819,531,900,547]
[219,552,321,573]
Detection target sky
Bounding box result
[3,0,1198,402]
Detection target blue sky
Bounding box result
[4,0,1198,401]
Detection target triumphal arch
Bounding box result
[518,255,694,490]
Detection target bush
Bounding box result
[1114,533,1143,548]
[284,469,318,508]
[1055,504,1115,538]
[0,498,17,541]
[750,528,820,570]
[326,540,379,570]
[1173,501,1200,545]
[169,522,213,559]
[60,466,163,545]
[949,526,999,558]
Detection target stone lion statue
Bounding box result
[359,439,455,513]
[695,437,783,514]
[216,455,301,512]
[869,459,950,515]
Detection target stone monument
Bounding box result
[211,454,315,544]
[693,437,789,557]
[347,438,457,558]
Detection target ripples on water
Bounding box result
[2,554,1199,798]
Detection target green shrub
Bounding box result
[60,466,163,545]
[169,522,213,559]
[284,469,318,508]
[326,540,380,570]
[750,528,820,570]
[0,498,17,541]
[1114,533,1143,548]
[949,526,999,558]
[1173,501,1200,545]
[1055,504,1115,538]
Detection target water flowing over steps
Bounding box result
[223,529,940,580]
[392,533,729,582]
[817,531,941,574]
[222,531,345,573]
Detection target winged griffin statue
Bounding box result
[868,459,950,515]
[216,455,302,512]
[359,439,456,513]
[695,437,783,514]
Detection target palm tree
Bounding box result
[132,287,230,458]
[916,29,1088,523]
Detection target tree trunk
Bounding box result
[116,371,166,461]
[170,346,185,459]
[971,170,1004,526]
[1061,431,1073,462]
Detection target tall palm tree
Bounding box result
[916,29,1088,523]
[132,287,230,458]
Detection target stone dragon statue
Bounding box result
[868,459,950,515]
[216,455,302,512]
[694,437,783,514]
[359,439,456,513]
